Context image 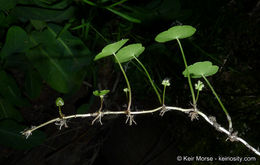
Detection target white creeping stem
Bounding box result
[21,106,260,156]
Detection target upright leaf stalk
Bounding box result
[113,53,132,111]
[202,75,233,132]
[133,56,162,104]
[176,38,196,107]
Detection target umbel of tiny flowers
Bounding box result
[195,80,204,102]
[162,78,170,105]
[162,79,170,86]
[160,78,171,116]
[195,80,204,91]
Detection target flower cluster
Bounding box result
[195,80,204,91]
[162,79,171,86]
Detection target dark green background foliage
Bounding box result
[0,0,259,164]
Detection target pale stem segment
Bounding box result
[21,106,260,156]
[162,85,167,105]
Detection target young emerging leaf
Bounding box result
[115,43,145,63]
[56,97,64,107]
[93,90,110,97]
[155,25,196,43]
[99,90,110,96]
[94,39,129,61]
[182,61,219,78]
[93,90,100,97]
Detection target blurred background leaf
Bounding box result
[0,99,23,122]
[24,69,42,99]
[12,6,75,22]
[0,71,29,107]
[0,26,29,59]
[0,0,17,11]
[26,23,92,93]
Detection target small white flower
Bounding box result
[162,79,171,86]
[123,88,129,93]
[195,80,204,91]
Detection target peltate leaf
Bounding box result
[182,61,219,78]
[115,43,145,63]
[94,39,129,61]
[155,25,196,43]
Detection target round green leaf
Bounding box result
[155,25,196,43]
[115,43,145,63]
[182,61,219,78]
[94,39,129,61]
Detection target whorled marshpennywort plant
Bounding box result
[21,25,260,156]
[92,89,110,125]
